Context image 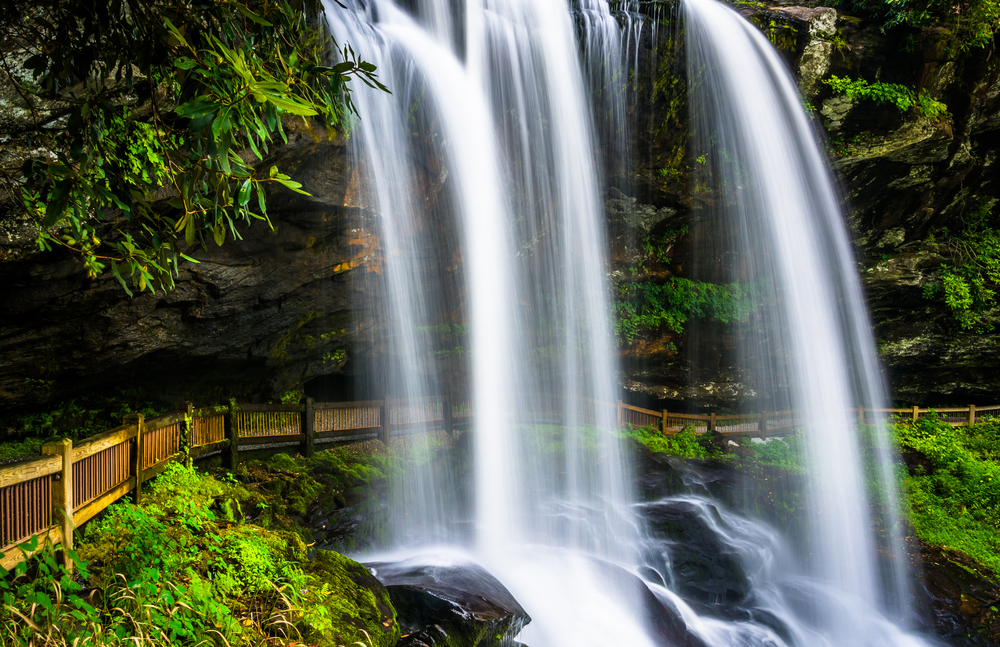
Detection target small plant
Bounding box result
[921,198,1000,331]
[624,424,711,459]
[614,278,754,344]
[824,75,949,121]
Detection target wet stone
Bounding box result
[367,559,530,647]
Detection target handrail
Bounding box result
[1,394,995,572]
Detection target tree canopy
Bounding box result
[0,0,386,294]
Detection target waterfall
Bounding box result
[683,0,916,637]
[325,0,650,644]
[323,0,935,645]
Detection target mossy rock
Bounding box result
[301,550,400,647]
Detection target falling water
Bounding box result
[325,0,650,644]
[323,0,936,645]
[684,0,916,637]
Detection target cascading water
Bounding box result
[683,0,922,641]
[324,0,939,645]
[325,0,651,644]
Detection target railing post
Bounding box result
[662,410,668,435]
[302,398,315,458]
[912,405,919,424]
[223,399,239,470]
[617,400,623,428]
[124,413,144,504]
[179,401,193,467]
[41,438,73,571]
[709,412,716,433]
[761,411,768,440]
[444,396,454,436]
[858,406,865,425]
[380,397,391,446]
[969,404,976,427]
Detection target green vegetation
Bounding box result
[2,0,387,295]
[0,390,164,461]
[897,414,1000,576]
[1,454,398,646]
[922,198,1000,331]
[623,423,805,470]
[624,425,711,459]
[841,0,1000,51]
[824,76,949,120]
[614,278,754,345]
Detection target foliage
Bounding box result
[921,198,1000,331]
[624,425,712,459]
[1,0,387,295]
[0,437,44,462]
[735,434,805,471]
[614,277,754,344]
[0,390,163,460]
[840,0,1000,51]
[896,413,1000,576]
[824,75,949,120]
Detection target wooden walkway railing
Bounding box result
[615,402,1000,438]
[0,396,472,573]
[2,394,996,573]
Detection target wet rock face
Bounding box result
[918,543,1000,646]
[617,2,1000,407]
[366,560,530,647]
[643,499,752,604]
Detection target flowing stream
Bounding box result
[323,0,937,645]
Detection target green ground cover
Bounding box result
[896,414,1000,577]
[0,447,397,647]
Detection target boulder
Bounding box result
[304,550,401,647]
[366,558,529,647]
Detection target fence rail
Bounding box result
[1,394,994,572]
[0,395,473,572]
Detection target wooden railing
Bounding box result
[0,396,473,573]
[615,402,1000,438]
[2,393,995,573]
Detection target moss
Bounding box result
[270,310,322,361]
[74,462,399,645]
[302,550,400,647]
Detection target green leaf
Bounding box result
[236,4,273,26]
[44,181,73,227]
[275,178,310,196]
[213,222,225,246]
[162,17,191,49]
[175,98,216,120]
[238,179,252,207]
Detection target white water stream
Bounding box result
[323,0,937,645]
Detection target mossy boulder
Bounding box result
[302,550,400,647]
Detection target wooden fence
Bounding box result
[0,396,472,573]
[2,394,996,573]
[615,402,1000,439]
